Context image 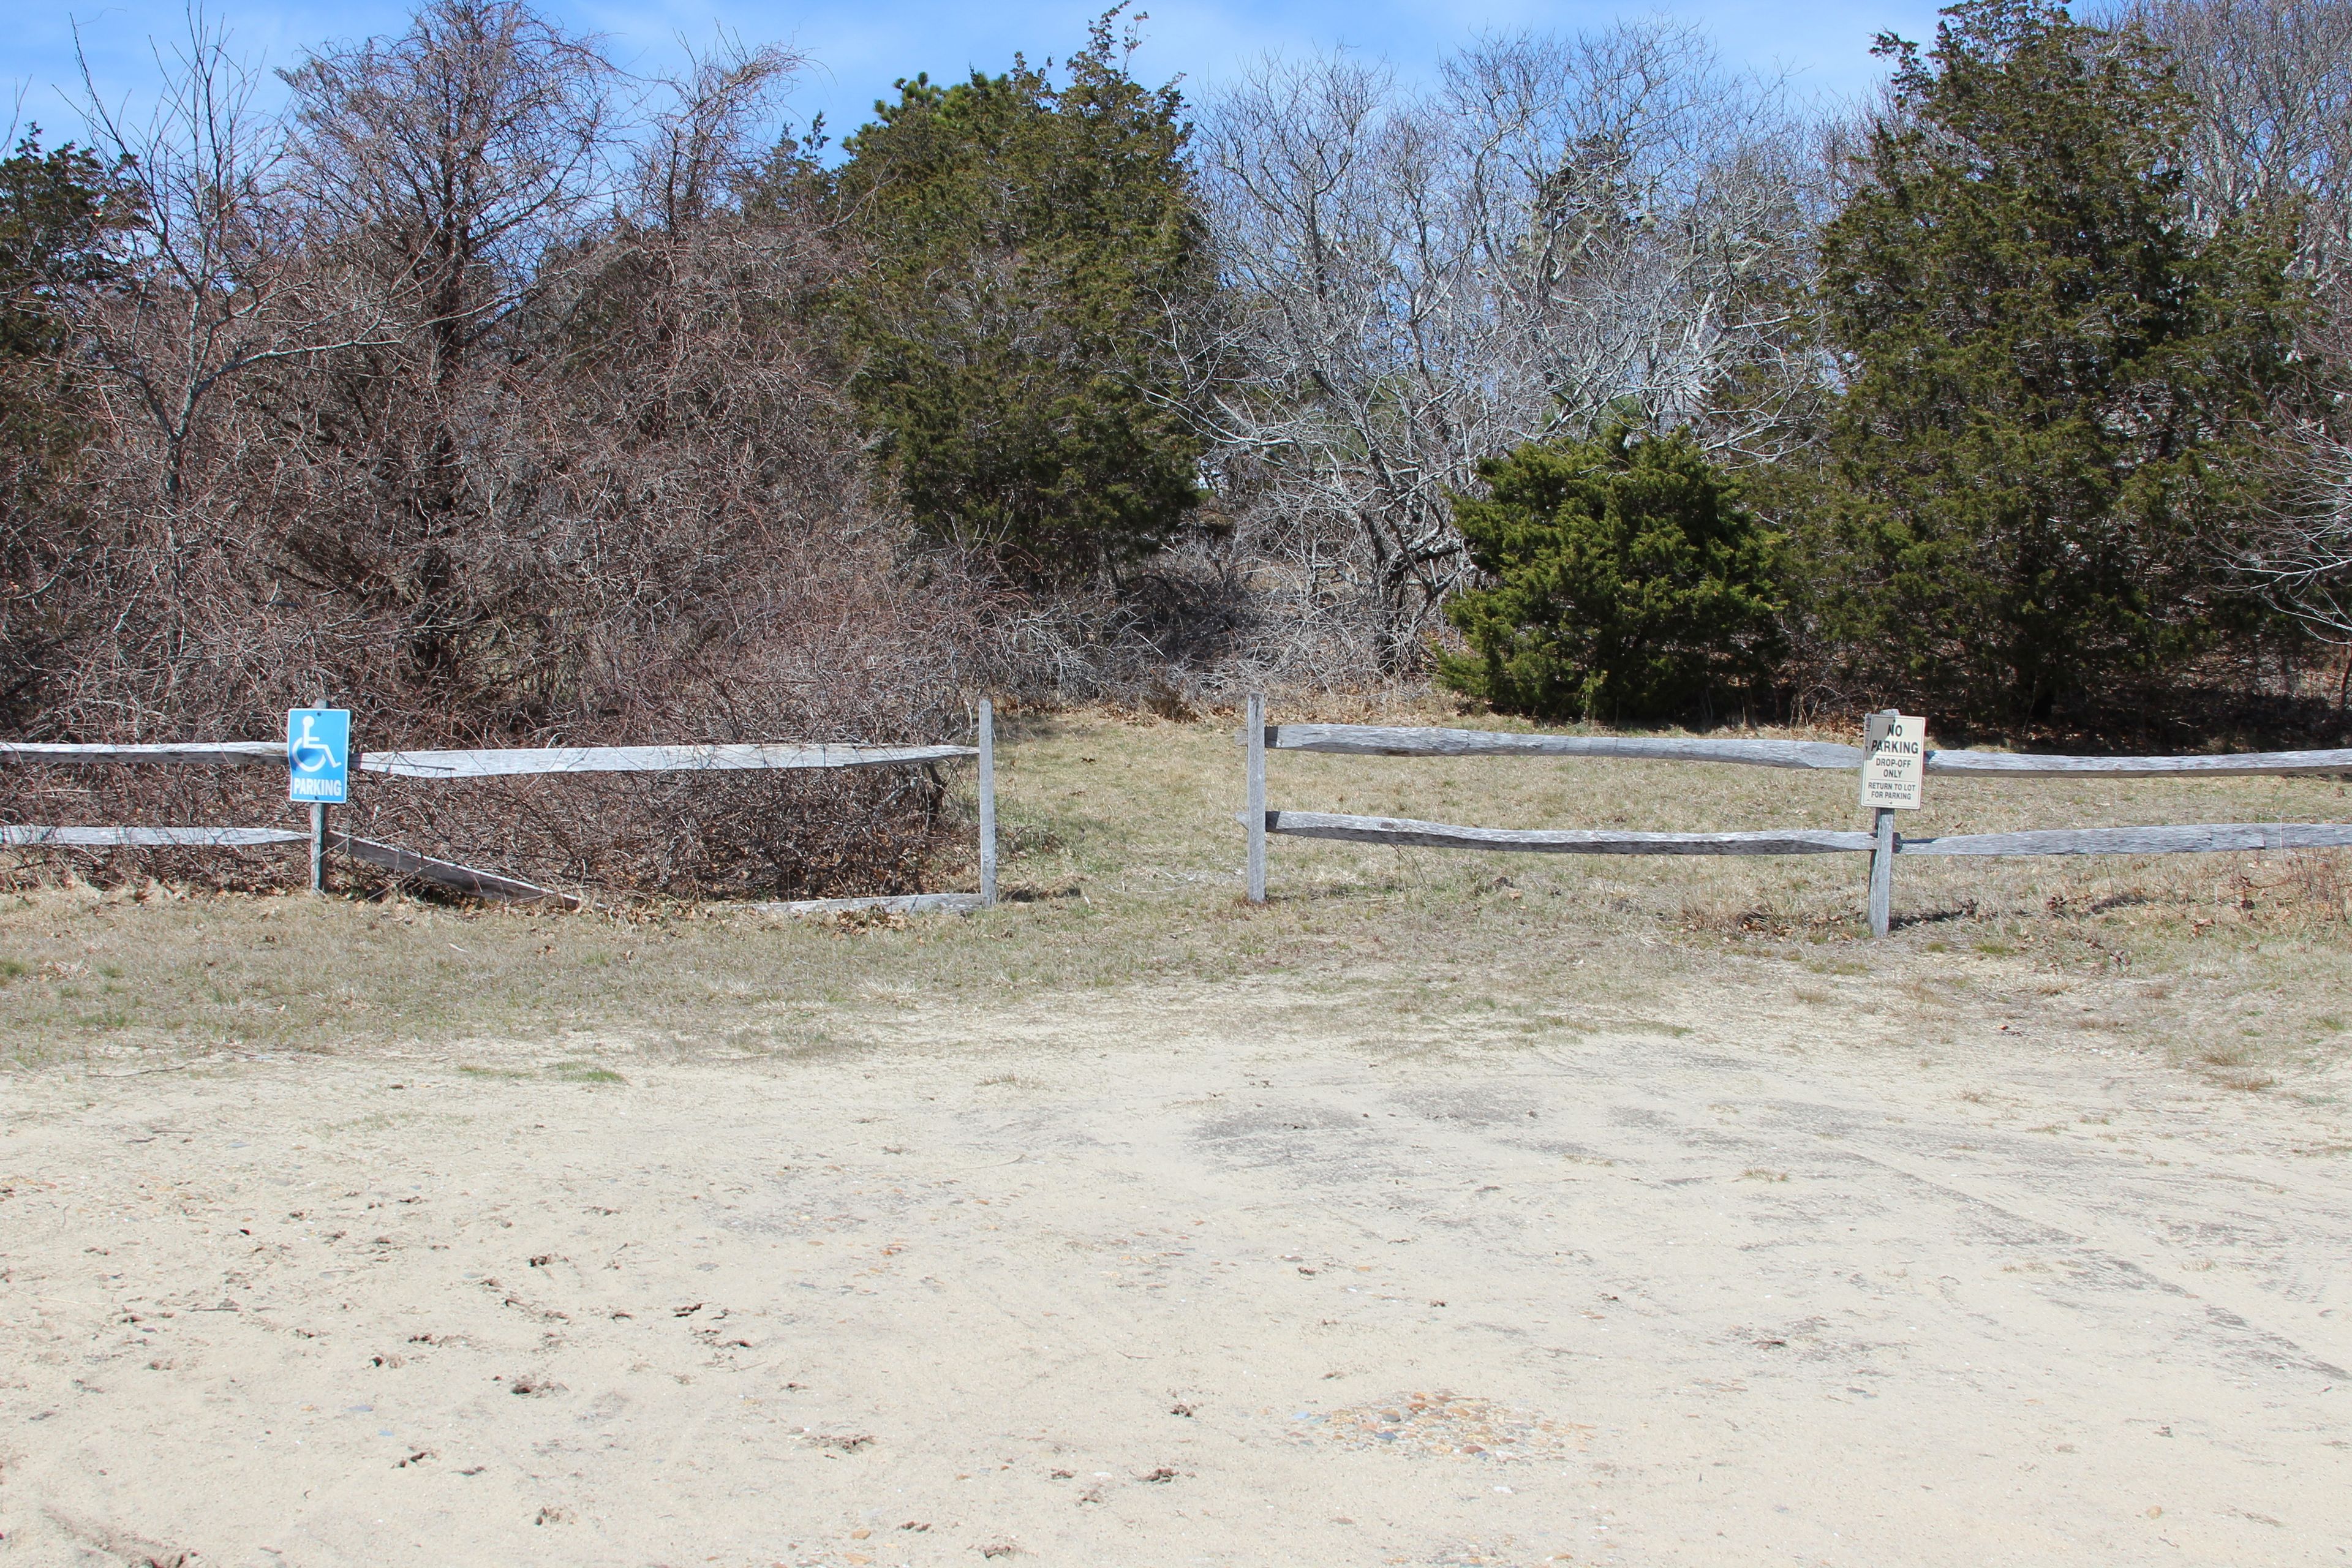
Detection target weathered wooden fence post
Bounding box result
[978,696,997,908]
[1863,706,1905,937]
[1246,693,1267,903]
[1868,806,1894,938]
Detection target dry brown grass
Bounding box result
[6,704,2351,1095]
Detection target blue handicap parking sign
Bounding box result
[287,709,350,804]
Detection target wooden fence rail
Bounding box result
[1267,726,1859,769]
[1896,823,2352,856]
[1,702,999,910]
[325,833,578,907]
[1243,708,2352,935]
[0,825,308,848]
[2,739,979,775]
[360,742,976,778]
[1265,723,2352,778]
[1264,812,2352,861]
[1262,812,1875,856]
[0,742,284,766]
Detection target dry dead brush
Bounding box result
[2,2,993,897]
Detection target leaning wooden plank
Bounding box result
[752,892,987,918]
[1924,747,2352,777]
[1264,725,1862,771]
[1897,823,2352,856]
[327,832,576,906]
[0,741,282,766]
[1264,810,1875,856]
[360,742,978,778]
[0,825,307,847]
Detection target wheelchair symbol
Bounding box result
[291,714,341,774]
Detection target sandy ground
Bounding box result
[4,971,2350,1568]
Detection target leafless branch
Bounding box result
[1186,25,1822,674]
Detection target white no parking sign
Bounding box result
[1860,712,1926,812]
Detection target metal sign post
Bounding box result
[288,709,350,894]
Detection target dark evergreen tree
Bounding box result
[1811,0,2301,724]
[825,11,1210,581]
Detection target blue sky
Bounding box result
[11,0,1945,150]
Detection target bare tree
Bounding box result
[74,13,390,505]
[2235,422,2352,701]
[2122,1,2352,672]
[2122,0,2352,282]
[255,0,619,698]
[634,36,804,233]
[281,0,614,354]
[1188,24,1819,673]
[56,12,407,736]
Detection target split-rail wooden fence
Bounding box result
[0,699,1000,911]
[1238,696,2352,935]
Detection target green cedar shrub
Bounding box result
[1438,423,1787,723]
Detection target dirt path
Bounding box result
[3,974,2348,1567]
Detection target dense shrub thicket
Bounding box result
[0,6,991,895]
[5,0,2352,895]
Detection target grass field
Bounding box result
[6,701,2351,1087]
